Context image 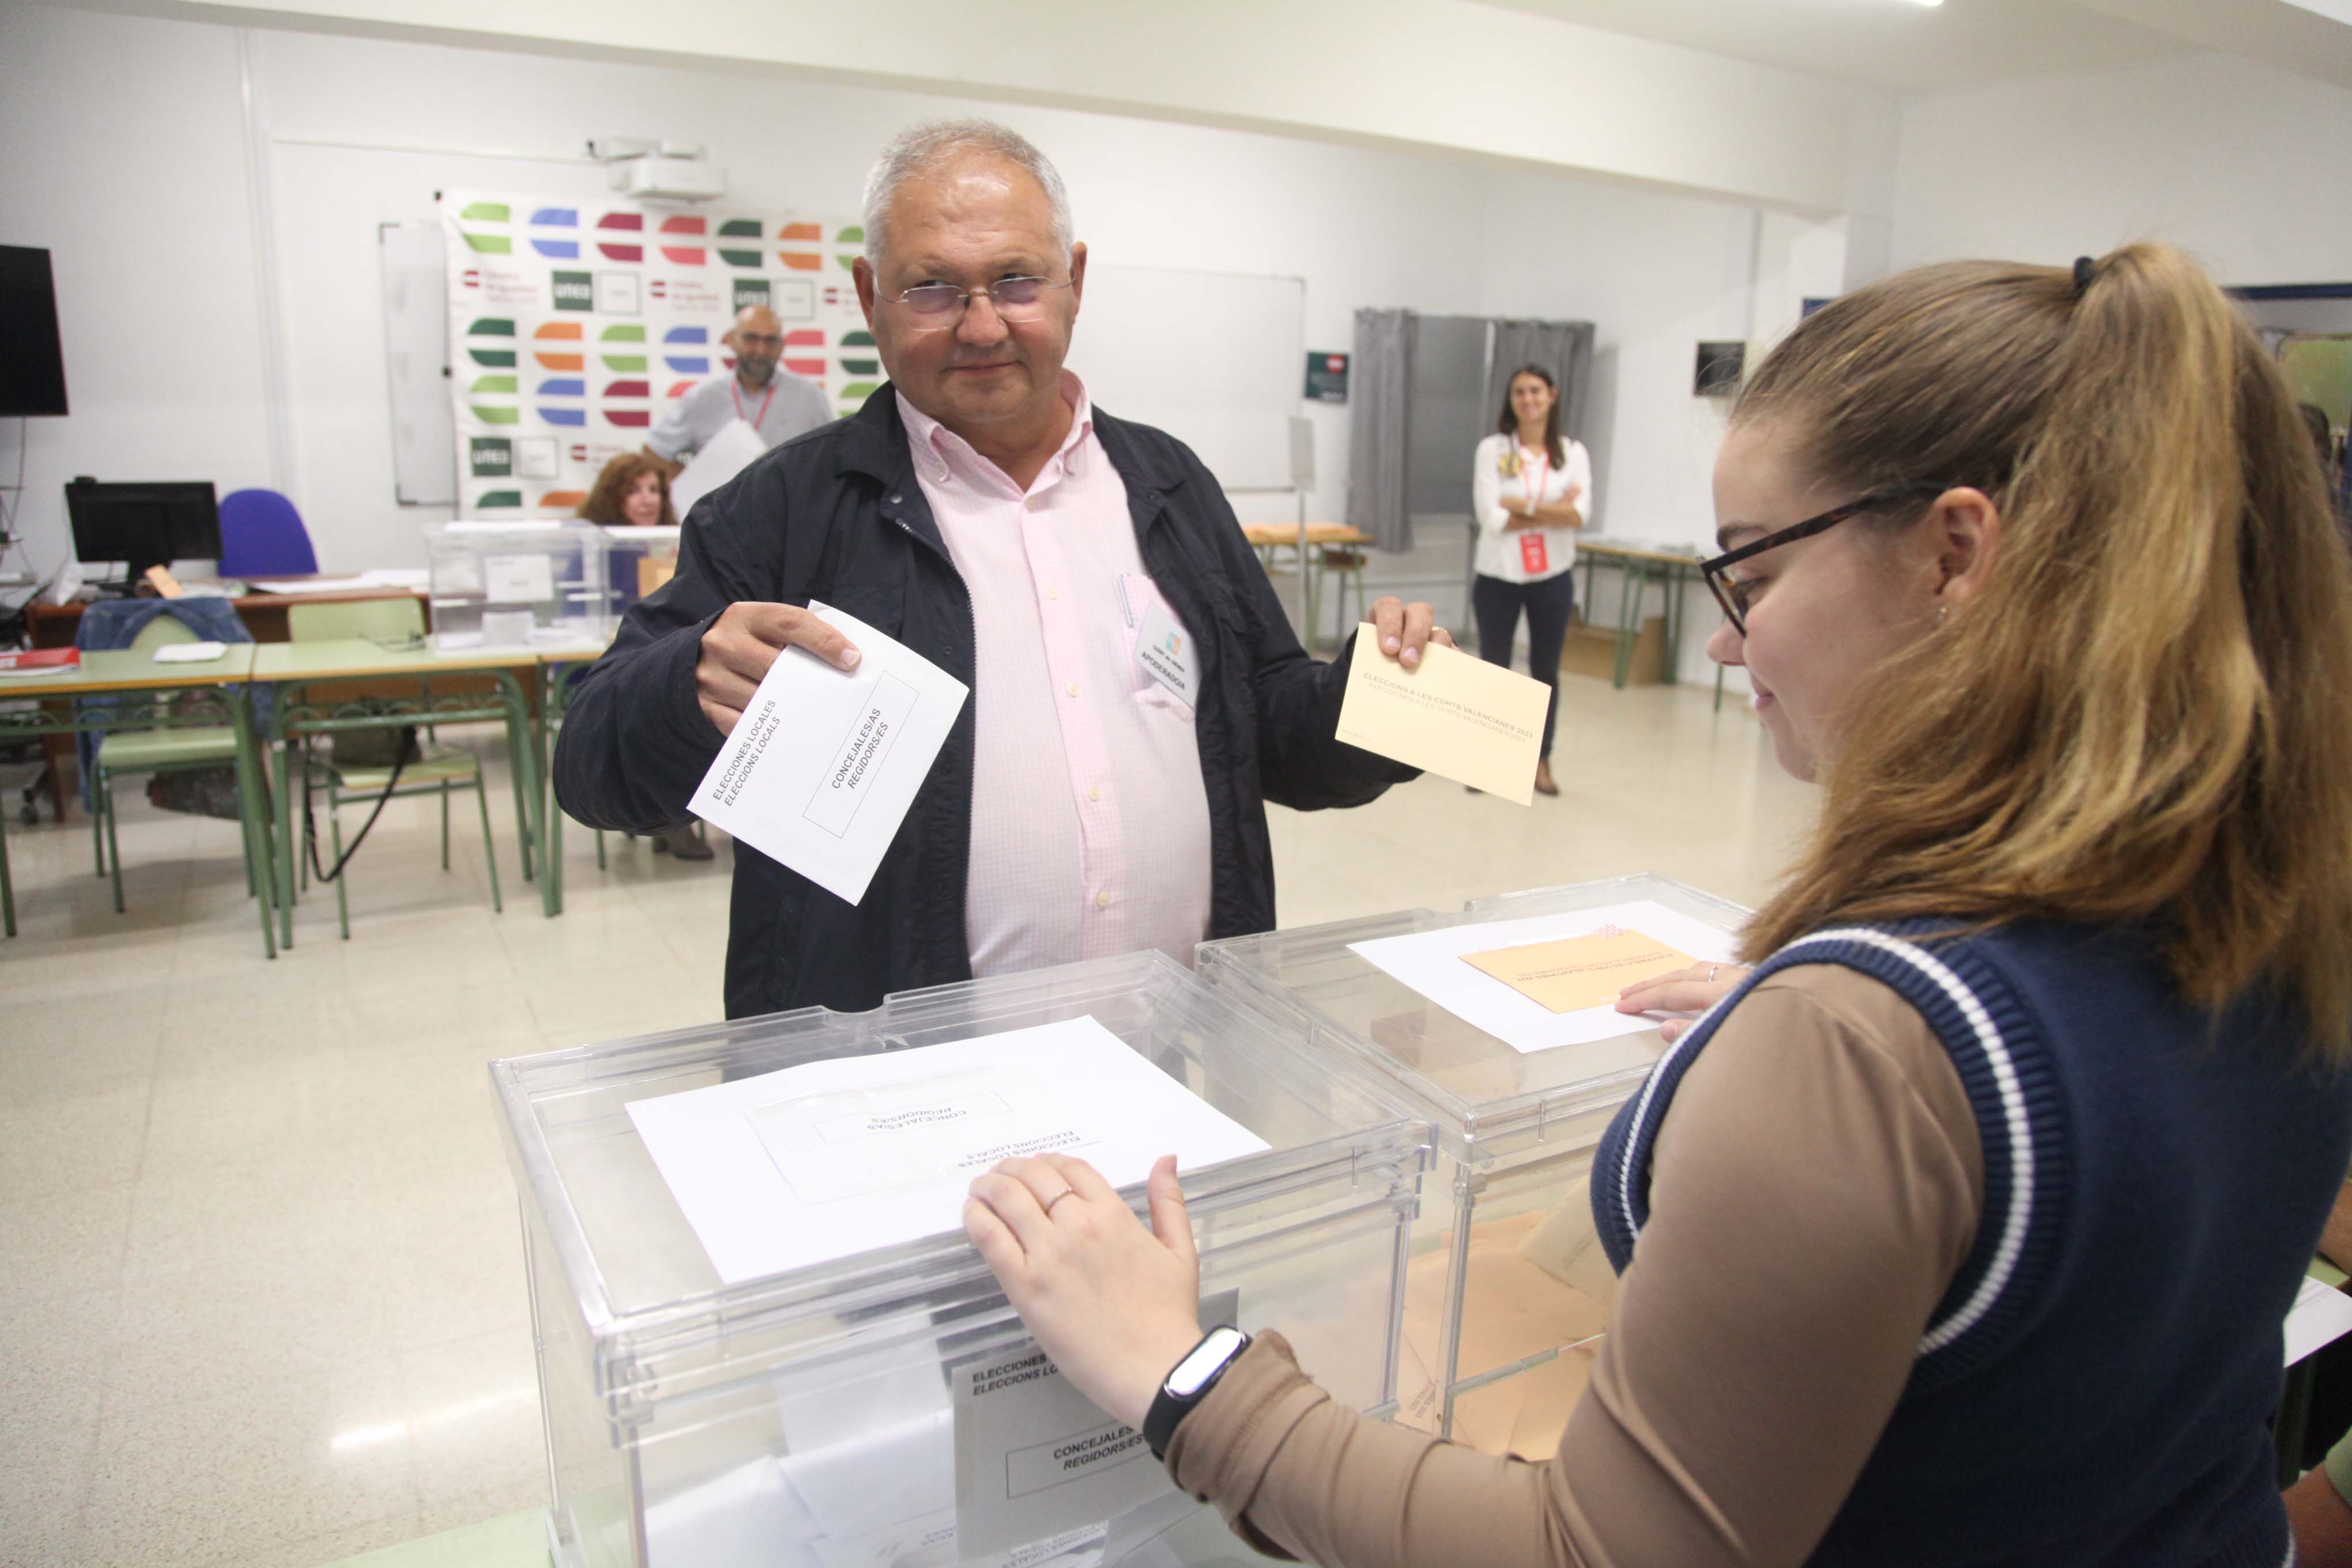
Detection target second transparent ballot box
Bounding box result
[598,524,681,612]
[1197,872,1750,1461]
[425,519,612,649]
[491,951,1432,1568]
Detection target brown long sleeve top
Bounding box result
[1166,964,1986,1567]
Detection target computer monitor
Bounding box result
[0,246,69,419]
[64,479,222,587]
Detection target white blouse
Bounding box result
[1471,431,1591,584]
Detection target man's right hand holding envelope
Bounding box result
[697,602,868,737]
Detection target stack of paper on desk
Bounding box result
[625,1016,1270,1285]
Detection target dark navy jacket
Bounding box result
[1595,919,2352,1567]
[554,387,1412,1019]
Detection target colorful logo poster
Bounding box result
[444,190,868,517]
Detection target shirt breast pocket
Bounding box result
[1119,575,1199,721]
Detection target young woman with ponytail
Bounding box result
[958,244,2352,1567]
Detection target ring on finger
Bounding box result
[1041,1189,1077,1218]
[1708,964,1718,982]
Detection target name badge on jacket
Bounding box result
[1520,532,1550,575]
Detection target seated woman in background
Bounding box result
[578,454,710,859]
[963,244,2352,1566]
[577,452,676,529]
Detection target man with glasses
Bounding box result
[641,304,832,478]
[557,117,1449,1020]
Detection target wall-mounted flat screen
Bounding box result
[0,246,69,417]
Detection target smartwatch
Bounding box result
[1143,1325,1252,1461]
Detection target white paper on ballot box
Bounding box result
[624,1015,1271,1286]
[687,601,968,906]
[1348,898,1740,1056]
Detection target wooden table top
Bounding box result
[1241,522,1371,547]
[1579,538,1706,567]
[0,646,258,698]
[248,639,549,682]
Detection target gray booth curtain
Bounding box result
[1347,308,1418,553]
[1486,318,1597,450]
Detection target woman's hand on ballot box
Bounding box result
[1615,962,1752,1043]
[697,602,864,737]
[966,1152,1208,1431]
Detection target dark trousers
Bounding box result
[1472,570,1574,757]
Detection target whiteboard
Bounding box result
[378,220,454,504]
[1067,263,1305,490]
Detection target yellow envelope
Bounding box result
[1333,629,1550,804]
[1461,929,1698,1013]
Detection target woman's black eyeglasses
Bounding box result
[1700,483,1947,636]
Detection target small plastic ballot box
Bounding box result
[1196,873,1749,1461]
[425,521,612,650]
[597,524,681,612]
[491,951,1431,1568]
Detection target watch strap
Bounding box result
[1142,1329,1251,1461]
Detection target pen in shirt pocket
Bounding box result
[1115,572,1139,629]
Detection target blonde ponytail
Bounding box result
[1737,244,2352,1057]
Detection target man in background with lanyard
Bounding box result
[642,304,834,480]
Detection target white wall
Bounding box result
[1891,51,2352,283]
[0,8,274,583]
[4,3,1800,613]
[104,0,1899,217]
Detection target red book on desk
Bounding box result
[0,647,80,675]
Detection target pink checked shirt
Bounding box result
[898,376,1213,977]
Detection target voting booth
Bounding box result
[492,951,1431,1568]
[1197,873,1747,1460]
[424,520,613,649]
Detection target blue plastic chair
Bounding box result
[218,488,319,578]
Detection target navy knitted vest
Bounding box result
[1591,921,2352,1568]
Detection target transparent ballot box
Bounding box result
[1196,873,1749,1461]
[425,520,612,650]
[491,951,1431,1568]
[598,524,681,612]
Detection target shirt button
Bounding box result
[1095,890,1113,910]
[1046,587,1059,600]
[1087,785,1101,802]
[1066,682,1079,698]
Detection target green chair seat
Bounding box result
[96,726,240,770]
[323,744,480,793]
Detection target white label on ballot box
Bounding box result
[749,1066,1083,1206]
[482,552,554,604]
[951,1289,1239,1559]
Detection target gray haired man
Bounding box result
[555,118,1449,1020]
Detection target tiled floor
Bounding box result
[0,673,1810,1568]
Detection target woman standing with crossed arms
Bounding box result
[962,246,2352,1566]
[1471,365,1591,797]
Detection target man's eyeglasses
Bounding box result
[879,276,1072,330]
[1701,483,1946,636]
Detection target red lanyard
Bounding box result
[1520,445,1550,511]
[732,377,778,429]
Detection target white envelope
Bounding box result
[670,416,771,519]
[688,601,968,906]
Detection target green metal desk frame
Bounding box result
[0,653,276,955]
[1576,544,1703,689]
[256,643,550,945]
